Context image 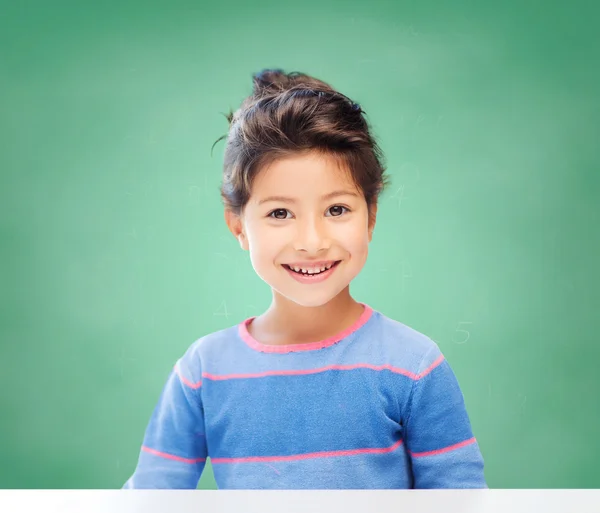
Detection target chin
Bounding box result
[283,294,335,308]
[271,282,350,309]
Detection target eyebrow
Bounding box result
[258,190,359,205]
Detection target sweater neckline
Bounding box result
[238,303,373,354]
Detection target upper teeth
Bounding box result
[290,263,334,274]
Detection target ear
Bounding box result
[368,203,378,242]
[224,209,249,250]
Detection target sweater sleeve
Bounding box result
[123,350,207,489]
[404,344,487,489]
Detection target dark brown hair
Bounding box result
[212,68,390,218]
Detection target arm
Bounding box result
[404,345,487,489]
[123,352,207,489]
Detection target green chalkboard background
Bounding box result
[1,0,599,489]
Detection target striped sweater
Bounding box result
[123,304,486,489]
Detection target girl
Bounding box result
[123,69,486,489]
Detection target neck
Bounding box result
[249,287,364,346]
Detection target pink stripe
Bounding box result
[211,439,403,464]
[417,354,445,379]
[174,361,202,389]
[409,437,477,458]
[142,445,206,464]
[201,356,445,382]
[238,303,373,353]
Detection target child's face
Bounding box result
[226,152,376,308]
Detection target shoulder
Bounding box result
[176,322,242,377]
[366,308,442,374]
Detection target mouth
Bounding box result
[282,260,342,283]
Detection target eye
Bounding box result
[327,205,349,217]
[268,208,291,220]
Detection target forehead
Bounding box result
[253,152,358,194]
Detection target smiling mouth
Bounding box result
[282,261,341,276]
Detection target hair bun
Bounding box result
[251,68,335,97]
[252,68,290,96]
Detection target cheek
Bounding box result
[348,234,370,263]
[246,227,281,266]
[340,219,371,253]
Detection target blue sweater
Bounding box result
[123,304,486,489]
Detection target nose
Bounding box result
[293,216,331,254]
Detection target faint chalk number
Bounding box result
[214,300,231,319]
[454,321,472,344]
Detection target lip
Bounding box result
[282,260,341,284]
